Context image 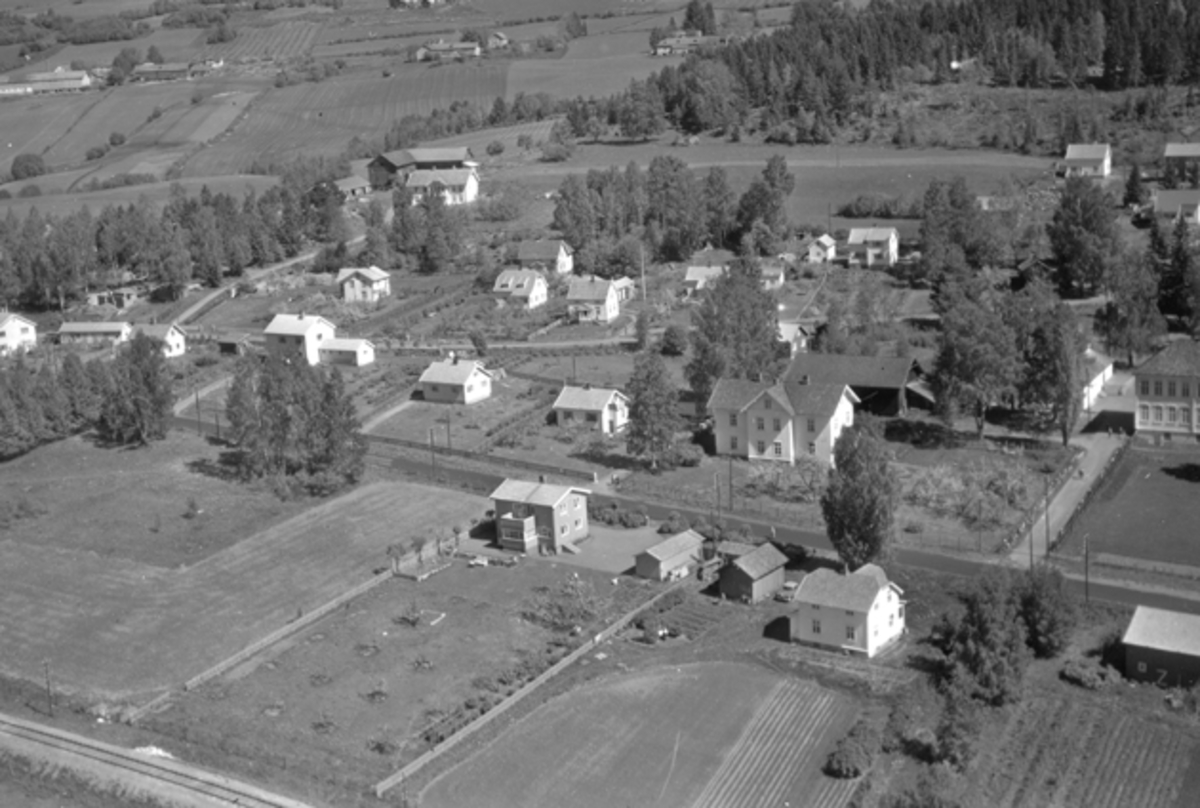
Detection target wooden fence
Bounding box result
[367,434,596,483]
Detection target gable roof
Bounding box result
[407,168,475,190]
[419,358,491,385]
[795,563,893,612]
[517,240,570,261]
[320,337,374,351]
[380,147,471,168]
[784,352,916,390]
[685,265,726,284]
[762,265,785,280]
[641,530,704,562]
[814,234,836,248]
[58,321,129,335]
[847,228,898,245]
[731,543,788,579]
[1123,606,1200,657]
[778,321,813,343]
[689,247,735,266]
[1165,143,1200,160]
[264,313,334,337]
[707,377,856,418]
[1064,143,1110,162]
[489,478,591,507]
[133,323,183,341]
[1137,339,1200,377]
[493,268,545,296]
[1154,189,1200,213]
[336,266,390,284]
[334,176,371,192]
[715,540,758,558]
[567,277,616,302]
[553,385,627,412]
[0,313,35,330]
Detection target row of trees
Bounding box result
[0,182,343,310]
[0,334,173,458]
[552,155,796,264]
[225,355,366,496]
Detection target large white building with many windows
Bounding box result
[1135,340,1200,438]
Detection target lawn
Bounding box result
[0,470,487,698]
[421,661,859,808]
[370,375,552,451]
[141,560,658,798]
[1056,446,1200,568]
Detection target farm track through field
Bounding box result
[0,712,313,808]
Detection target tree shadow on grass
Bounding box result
[1163,463,1200,483]
[185,451,243,483]
[883,419,967,450]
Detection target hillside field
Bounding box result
[181,61,508,176]
[422,662,859,808]
[0,175,277,219]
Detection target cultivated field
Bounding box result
[199,20,323,62]
[370,376,550,451]
[976,695,1196,808]
[422,661,859,808]
[0,446,485,697]
[24,27,203,73]
[507,32,669,100]
[0,93,105,175]
[143,560,643,794]
[1057,446,1200,568]
[181,61,508,175]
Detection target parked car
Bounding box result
[775,580,799,602]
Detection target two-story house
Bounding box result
[492,269,548,310]
[707,377,859,466]
[846,228,899,267]
[263,313,335,366]
[490,479,591,554]
[337,266,391,304]
[0,313,36,356]
[517,240,574,275]
[132,323,187,358]
[419,356,493,404]
[806,234,836,263]
[406,168,480,206]
[1062,143,1112,178]
[791,564,906,658]
[566,277,620,323]
[1134,339,1200,437]
[367,147,471,189]
[553,385,629,434]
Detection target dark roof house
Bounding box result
[783,353,928,414]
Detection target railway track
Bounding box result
[0,712,315,808]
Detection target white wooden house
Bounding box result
[791,564,906,657]
[337,266,391,303]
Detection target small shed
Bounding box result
[319,337,376,367]
[1122,606,1200,687]
[719,543,788,603]
[217,333,252,356]
[635,530,705,581]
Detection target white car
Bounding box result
[775,581,799,602]
[468,556,489,568]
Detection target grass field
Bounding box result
[181,61,508,175]
[507,31,670,100]
[0,175,278,218]
[0,92,105,175]
[514,350,687,389]
[1056,446,1200,567]
[421,661,859,808]
[24,27,203,72]
[0,460,487,698]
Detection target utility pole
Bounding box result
[445,410,452,453]
[429,428,436,479]
[728,455,734,511]
[43,659,52,717]
[1084,533,1090,603]
[194,388,201,435]
[714,472,721,519]
[1043,474,1051,560]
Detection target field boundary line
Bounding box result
[126,568,394,724]
[375,579,689,798]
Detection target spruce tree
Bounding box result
[820,424,896,571]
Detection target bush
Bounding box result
[1060,657,1120,690]
[1016,564,1076,658]
[540,142,573,162]
[148,106,162,121]
[10,153,46,180]
[660,442,704,469]
[17,184,41,198]
[657,510,691,535]
[86,145,109,161]
[824,719,879,778]
[660,324,687,356]
[486,140,505,156]
[109,131,126,147]
[587,500,649,528]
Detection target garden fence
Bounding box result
[367,434,596,483]
[1049,436,1132,556]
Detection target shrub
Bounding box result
[540,142,572,162]
[660,442,704,469]
[486,139,505,156]
[657,510,691,534]
[86,145,109,161]
[109,131,126,147]
[660,324,688,356]
[10,153,46,180]
[1016,564,1076,658]
[824,719,879,778]
[17,184,41,198]
[1060,657,1120,690]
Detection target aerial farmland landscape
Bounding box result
[6,0,1200,806]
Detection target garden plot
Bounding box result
[421,661,859,808]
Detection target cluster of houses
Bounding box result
[413,32,509,61]
[353,147,480,206]
[489,239,637,324]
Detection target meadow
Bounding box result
[23,27,203,72]
[0,92,105,176]
[199,20,323,62]
[0,175,277,218]
[421,661,859,808]
[181,61,508,176]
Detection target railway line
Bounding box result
[0,712,315,808]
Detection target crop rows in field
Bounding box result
[982,696,1194,808]
[202,21,322,62]
[40,84,187,166]
[693,679,857,808]
[0,93,103,174]
[181,62,507,176]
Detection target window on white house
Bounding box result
[807,418,815,432]
[845,626,856,640]
[1140,405,1149,422]
[808,442,816,454]
[763,397,771,409]
[756,417,765,431]
[560,525,567,535]
[730,436,739,451]
[773,418,781,432]
[889,614,894,627]
[1155,381,1163,396]
[773,442,782,456]
[1155,406,1164,422]
[1185,383,1192,398]
[574,519,581,528]
[1168,407,1177,424]
[572,496,581,508]
[1170,381,1177,397]
[559,504,567,515]
[812,620,821,634]
[757,441,765,454]
[1141,380,1150,396]
[729,413,738,427]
